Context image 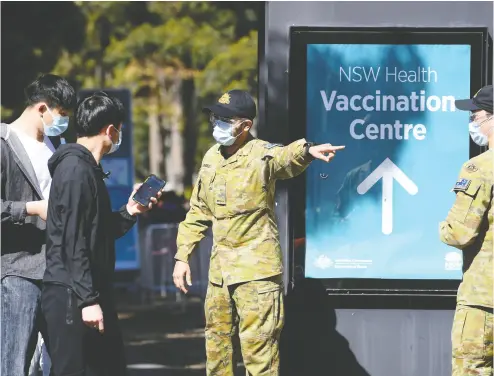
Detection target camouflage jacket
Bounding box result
[439,149,493,308]
[175,135,313,285]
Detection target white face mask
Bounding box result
[107,127,122,154]
[469,114,493,146]
[210,115,245,146]
[212,119,238,146]
[41,106,69,137]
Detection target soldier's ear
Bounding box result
[243,119,253,132]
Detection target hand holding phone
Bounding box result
[132,175,167,207]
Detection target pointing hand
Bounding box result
[309,144,345,162]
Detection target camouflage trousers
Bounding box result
[452,304,493,376]
[204,275,284,376]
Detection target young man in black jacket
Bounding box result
[1,74,76,376]
[42,92,159,376]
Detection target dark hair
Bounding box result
[24,74,76,111]
[75,92,125,137]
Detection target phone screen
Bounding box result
[133,175,166,206]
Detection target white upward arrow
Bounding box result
[356,158,418,235]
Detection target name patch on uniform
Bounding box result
[202,164,211,168]
[264,143,283,149]
[453,178,471,191]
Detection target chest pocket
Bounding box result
[224,160,267,214]
[214,175,227,206]
[197,168,215,206]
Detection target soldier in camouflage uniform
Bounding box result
[439,85,493,376]
[173,90,344,376]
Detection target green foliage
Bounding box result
[198,30,258,97]
[0,106,13,121]
[2,1,260,191]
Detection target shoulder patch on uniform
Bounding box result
[202,163,211,168]
[264,143,283,149]
[453,178,471,191]
[465,163,478,173]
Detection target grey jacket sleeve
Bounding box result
[1,139,28,224]
[1,200,28,224]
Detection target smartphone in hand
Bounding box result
[132,174,167,207]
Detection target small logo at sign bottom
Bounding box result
[314,255,334,269]
[444,252,462,271]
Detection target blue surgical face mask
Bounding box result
[469,114,493,147]
[212,119,241,146]
[107,127,122,154]
[41,107,69,137]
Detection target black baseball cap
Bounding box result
[455,85,493,113]
[203,90,257,120]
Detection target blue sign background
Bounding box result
[101,154,140,271]
[305,44,471,280]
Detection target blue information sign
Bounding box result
[304,44,471,280]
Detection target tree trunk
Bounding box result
[181,51,198,189]
[148,94,164,178]
[160,71,184,193]
[181,77,197,188]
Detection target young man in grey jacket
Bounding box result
[1,74,76,376]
